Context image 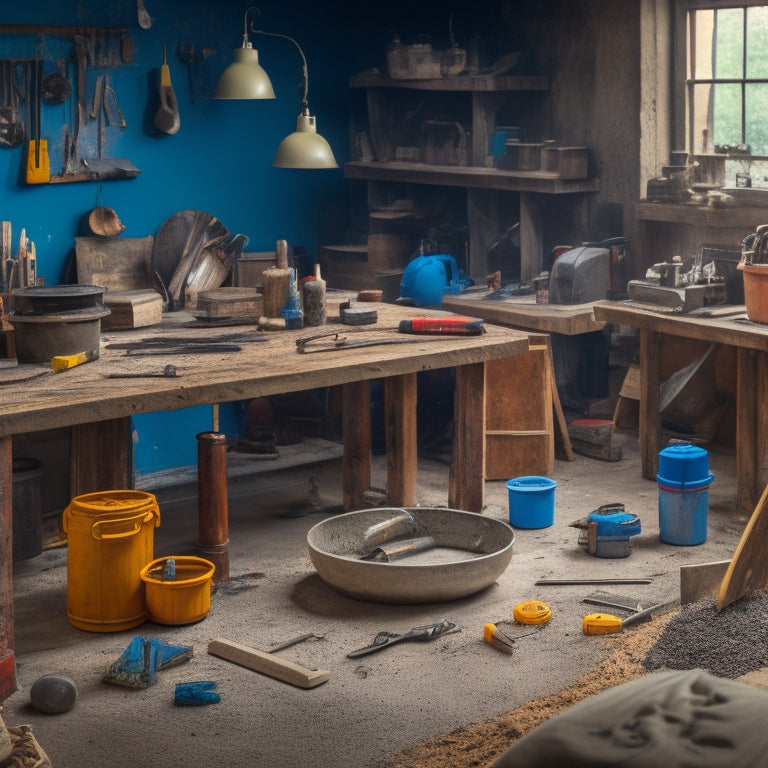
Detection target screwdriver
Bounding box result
[398,316,486,335]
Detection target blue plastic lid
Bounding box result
[658,442,710,485]
[657,471,714,491]
[506,476,557,492]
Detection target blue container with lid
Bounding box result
[657,443,714,545]
[506,476,556,529]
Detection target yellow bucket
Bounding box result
[140,556,215,626]
[63,490,161,632]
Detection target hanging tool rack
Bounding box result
[0,23,138,185]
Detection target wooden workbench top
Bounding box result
[443,291,605,335]
[0,302,529,437]
[593,299,768,352]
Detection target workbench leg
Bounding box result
[342,380,372,511]
[71,417,132,495]
[449,363,486,513]
[736,348,768,513]
[0,435,16,702]
[639,328,662,481]
[384,374,417,507]
[197,431,229,581]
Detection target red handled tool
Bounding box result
[398,316,486,335]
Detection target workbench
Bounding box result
[593,299,766,512]
[443,292,605,336]
[0,302,528,700]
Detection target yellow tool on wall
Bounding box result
[26,59,50,184]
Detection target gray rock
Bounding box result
[30,675,78,714]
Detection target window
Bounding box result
[684,3,768,157]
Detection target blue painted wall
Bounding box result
[0,0,350,475]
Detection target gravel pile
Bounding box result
[644,594,768,679]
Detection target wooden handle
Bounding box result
[275,239,288,269]
[208,638,330,689]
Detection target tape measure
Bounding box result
[513,600,552,625]
[582,613,623,635]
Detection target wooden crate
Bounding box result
[485,346,554,480]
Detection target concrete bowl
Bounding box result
[307,507,515,604]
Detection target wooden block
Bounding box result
[75,236,154,291]
[540,146,588,179]
[208,638,330,689]
[102,289,163,330]
[233,252,276,289]
[195,287,262,320]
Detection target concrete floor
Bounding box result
[3,429,747,767]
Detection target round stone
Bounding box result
[30,675,78,714]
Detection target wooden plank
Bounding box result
[442,294,605,336]
[718,482,768,612]
[484,348,553,480]
[344,161,600,195]
[208,638,330,689]
[449,362,485,512]
[540,337,573,462]
[384,374,417,507]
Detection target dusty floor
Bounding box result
[2,428,750,767]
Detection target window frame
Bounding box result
[673,0,768,157]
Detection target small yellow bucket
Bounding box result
[63,490,160,632]
[140,556,215,625]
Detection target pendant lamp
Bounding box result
[215,8,337,169]
[214,6,275,100]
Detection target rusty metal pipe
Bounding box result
[197,430,229,581]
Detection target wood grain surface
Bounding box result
[0,302,528,437]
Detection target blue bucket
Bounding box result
[657,443,714,545]
[506,476,556,529]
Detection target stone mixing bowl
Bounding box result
[307,507,515,604]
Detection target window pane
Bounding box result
[713,8,744,80]
[691,83,715,153]
[712,83,743,148]
[746,83,768,154]
[747,6,768,78]
[692,10,714,80]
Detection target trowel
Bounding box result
[154,44,180,135]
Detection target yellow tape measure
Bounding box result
[582,613,623,635]
[513,600,552,625]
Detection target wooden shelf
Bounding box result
[349,72,550,92]
[345,161,600,195]
[635,200,768,228]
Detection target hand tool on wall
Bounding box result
[347,618,457,657]
[208,635,330,689]
[0,60,25,148]
[25,59,49,183]
[137,0,152,30]
[154,44,180,135]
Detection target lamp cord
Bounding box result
[250,28,309,112]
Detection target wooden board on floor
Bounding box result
[718,482,768,611]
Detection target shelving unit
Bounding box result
[335,71,600,286]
